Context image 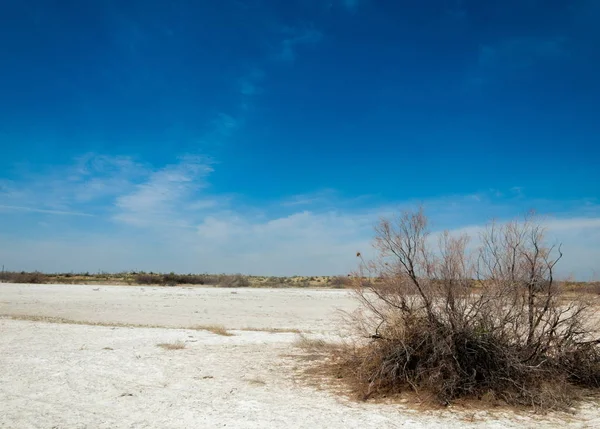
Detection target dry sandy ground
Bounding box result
[0,283,357,333]
[1,284,599,428]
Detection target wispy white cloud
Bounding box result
[69,155,148,203]
[0,155,598,278]
[213,113,240,137]
[445,0,467,22]
[239,80,260,96]
[479,36,567,69]
[278,27,323,62]
[280,189,339,207]
[238,67,264,96]
[0,154,147,214]
[341,0,360,13]
[0,180,24,200]
[113,156,213,228]
[471,36,568,86]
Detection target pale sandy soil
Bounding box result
[0,283,357,333]
[1,284,599,428]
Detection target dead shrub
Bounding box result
[262,277,289,287]
[0,271,49,284]
[134,273,161,285]
[327,209,600,409]
[182,274,210,284]
[218,274,250,288]
[161,272,177,286]
[329,275,352,288]
[133,272,218,286]
[197,274,220,285]
[563,281,600,296]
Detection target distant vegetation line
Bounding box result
[0,270,353,288]
[0,270,598,294]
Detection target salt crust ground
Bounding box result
[1,284,599,428]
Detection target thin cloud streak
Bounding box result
[0,205,94,217]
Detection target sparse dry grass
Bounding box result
[0,314,162,329]
[562,281,600,298]
[294,334,330,351]
[242,326,302,334]
[191,324,233,336]
[293,334,346,363]
[1,314,238,336]
[157,341,185,350]
[245,377,267,386]
[0,314,309,336]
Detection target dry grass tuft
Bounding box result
[294,334,331,352]
[242,326,302,334]
[192,324,234,336]
[293,334,347,363]
[1,314,304,337]
[0,314,240,337]
[157,341,186,350]
[0,271,49,284]
[0,314,161,329]
[245,377,267,386]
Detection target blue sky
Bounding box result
[0,0,598,278]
